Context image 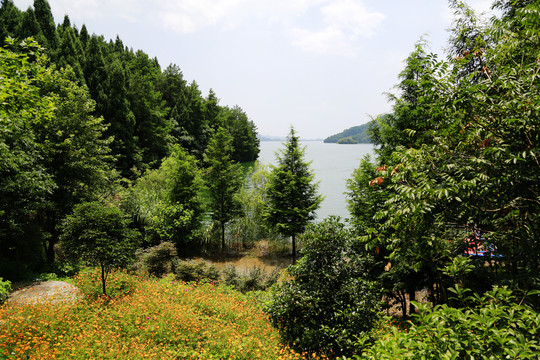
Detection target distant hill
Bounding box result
[258,134,286,142]
[324,122,373,144]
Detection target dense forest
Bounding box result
[1,0,539,358]
[0,0,260,278]
[323,121,373,144]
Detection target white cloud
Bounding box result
[288,0,385,56]
[321,0,385,38]
[289,27,356,56]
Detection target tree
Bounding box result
[60,201,139,296]
[148,145,205,249]
[35,62,115,265]
[33,0,58,51]
[347,0,540,312]
[0,39,54,278]
[264,127,322,258]
[204,127,243,250]
[221,105,260,162]
[267,217,382,357]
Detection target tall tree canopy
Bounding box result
[0,39,114,277]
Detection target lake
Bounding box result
[258,141,375,220]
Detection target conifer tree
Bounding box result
[265,127,322,258]
[204,127,243,250]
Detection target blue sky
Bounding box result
[13,0,495,139]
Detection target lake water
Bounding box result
[258,141,375,220]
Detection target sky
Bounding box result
[13,0,495,139]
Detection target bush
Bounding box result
[266,217,383,357]
[74,268,139,301]
[223,265,280,293]
[361,286,540,359]
[172,259,220,283]
[135,241,177,277]
[0,277,11,303]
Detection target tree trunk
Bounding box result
[101,264,107,296]
[45,213,58,265]
[408,288,416,315]
[221,221,226,251]
[292,234,296,261]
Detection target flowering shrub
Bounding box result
[0,272,322,359]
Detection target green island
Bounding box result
[1,0,539,359]
[323,121,374,144]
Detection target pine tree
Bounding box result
[33,0,57,50]
[265,127,323,258]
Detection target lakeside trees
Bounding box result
[0,0,260,278]
[347,0,540,316]
[264,127,323,258]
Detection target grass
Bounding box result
[0,269,321,359]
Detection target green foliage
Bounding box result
[172,259,220,283]
[267,217,383,357]
[124,145,205,250]
[204,127,244,250]
[347,1,540,312]
[220,105,260,162]
[134,241,178,278]
[264,127,323,257]
[229,162,280,249]
[0,38,114,275]
[324,121,374,144]
[60,201,139,295]
[0,39,54,275]
[361,287,540,359]
[0,277,11,303]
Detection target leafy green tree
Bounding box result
[60,201,139,295]
[348,0,540,312]
[230,162,276,248]
[0,39,54,277]
[149,145,205,249]
[204,127,243,250]
[267,217,382,357]
[362,286,540,359]
[264,127,322,258]
[34,62,115,265]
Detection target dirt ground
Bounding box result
[6,281,81,305]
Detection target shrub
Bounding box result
[172,259,220,283]
[223,265,280,293]
[136,241,177,277]
[361,286,540,359]
[0,277,11,303]
[266,217,383,357]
